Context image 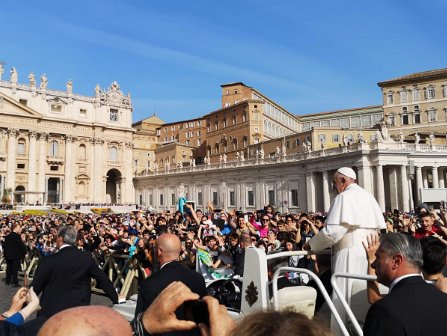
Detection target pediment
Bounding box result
[46,96,68,105]
[0,92,42,118]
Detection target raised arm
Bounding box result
[362,234,383,304]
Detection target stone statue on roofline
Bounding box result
[40,73,48,90]
[28,72,36,88]
[10,67,18,84]
[414,132,420,144]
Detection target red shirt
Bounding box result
[414,225,446,239]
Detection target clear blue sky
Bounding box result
[2,0,446,123]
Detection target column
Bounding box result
[306,172,316,212]
[376,165,386,212]
[38,133,48,204]
[432,166,439,189]
[0,175,3,199]
[63,135,74,202]
[123,141,134,203]
[44,177,49,205]
[357,166,373,194]
[389,167,399,210]
[439,169,445,189]
[415,166,423,203]
[400,165,410,212]
[27,131,38,203]
[6,129,18,190]
[422,168,428,188]
[92,138,104,202]
[322,170,330,212]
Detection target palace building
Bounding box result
[134,70,447,213]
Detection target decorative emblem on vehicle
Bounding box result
[245,281,258,307]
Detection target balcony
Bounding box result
[47,155,64,164]
[107,160,122,166]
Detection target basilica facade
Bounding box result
[0,67,134,204]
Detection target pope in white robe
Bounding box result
[307,167,385,334]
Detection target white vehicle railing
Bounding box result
[272,266,351,336]
[331,273,378,336]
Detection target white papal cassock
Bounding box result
[309,183,385,334]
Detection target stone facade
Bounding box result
[0,68,134,204]
[134,69,447,212]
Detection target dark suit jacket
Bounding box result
[363,275,447,336]
[32,245,118,318]
[134,261,207,336]
[3,232,26,261]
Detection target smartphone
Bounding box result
[244,214,248,223]
[24,272,29,288]
[183,300,209,326]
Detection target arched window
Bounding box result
[50,140,59,157]
[78,144,87,161]
[109,146,118,162]
[17,138,26,155]
[242,112,247,122]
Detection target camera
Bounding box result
[183,300,209,326]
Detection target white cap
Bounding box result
[337,167,357,180]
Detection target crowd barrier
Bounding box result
[0,250,147,299]
[92,252,148,298]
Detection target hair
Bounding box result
[231,311,332,336]
[380,233,423,270]
[315,215,325,223]
[229,232,240,241]
[240,234,252,247]
[58,225,78,245]
[420,236,447,275]
[419,211,432,219]
[12,223,22,231]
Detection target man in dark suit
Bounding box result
[133,233,206,336]
[3,223,27,287]
[363,233,447,336]
[31,225,119,319]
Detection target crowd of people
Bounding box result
[1,167,447,335]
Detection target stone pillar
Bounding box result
[400,165,410,212]
[432,166,439,189]
[439,169,445,189]
[306,172,316,212]
[63,135,74,202]
[44,177,49,205]
[357,166,373,194]
[322,170,330,212]
[0,175,3,199]
[415,166,423,203]
[6,129,18,190]
[422,168,428,188]
[27,131,38,203]
[389,167,399,211]
[38,133,48,204]
[123,141,134,203]
[376,165,386,212]
[92,138,104,202]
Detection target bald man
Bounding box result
[38,306,132,336]
[133,233,206,336]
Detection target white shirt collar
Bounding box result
[58,244,71,251]
[160,260,176,270]
[389,273,422,292]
